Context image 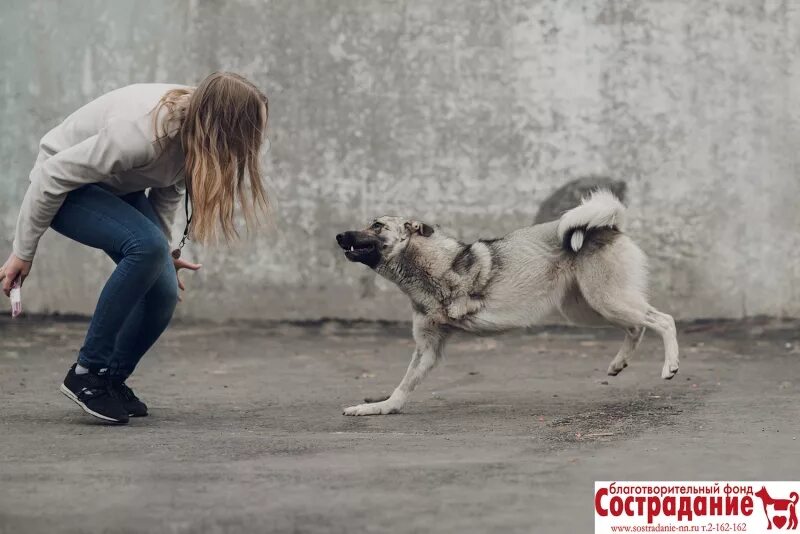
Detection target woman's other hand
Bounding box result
[173,257,202,301]
[0,253,32,297]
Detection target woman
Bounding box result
[0,72,270,424]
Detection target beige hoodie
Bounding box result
[13,83,190,261]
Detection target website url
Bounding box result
[607,523,748,533]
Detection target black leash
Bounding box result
[172,189,192,260]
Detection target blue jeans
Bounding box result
[50,185,179,378]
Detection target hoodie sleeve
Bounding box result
[148,179,186,242]
[12,117,155,261]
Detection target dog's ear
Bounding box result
[404,220,435,237]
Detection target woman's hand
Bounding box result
[0,253,33,297]
[173,257,202,301]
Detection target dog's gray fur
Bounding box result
[336,190,679,416]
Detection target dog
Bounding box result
[755,486,799,530]
[336,190,680,416]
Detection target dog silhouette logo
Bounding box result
[755,486,799,530]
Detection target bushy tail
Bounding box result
[557,189,626,252]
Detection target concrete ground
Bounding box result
[0,316,797,534]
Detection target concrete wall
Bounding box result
[2,0,799,321]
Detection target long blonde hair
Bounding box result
[153,72,270,243]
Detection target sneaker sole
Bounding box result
[60,384,128,424]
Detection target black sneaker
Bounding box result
[60,364,129,424]
[110,380,148,417]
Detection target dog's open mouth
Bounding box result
[336,231,382,266]
[344,243,376,261]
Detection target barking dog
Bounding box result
[336,190,680,416]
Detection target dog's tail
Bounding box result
[557,189,626,253]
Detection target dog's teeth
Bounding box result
[350,246,354,251]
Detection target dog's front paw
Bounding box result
[661,360,679,380]
[607,360,628,376]
[343,401,402,416]
[446,297,484,321]
[446,301,468,320]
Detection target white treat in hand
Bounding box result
[10,284,21,318]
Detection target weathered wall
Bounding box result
[2,0,799,321]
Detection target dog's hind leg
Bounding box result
[576,234,679,379]
[585,296,679,380]
[607,326,645,376]
[343,314,448,416]
[642,307,679,379]
[559,288,644,376]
